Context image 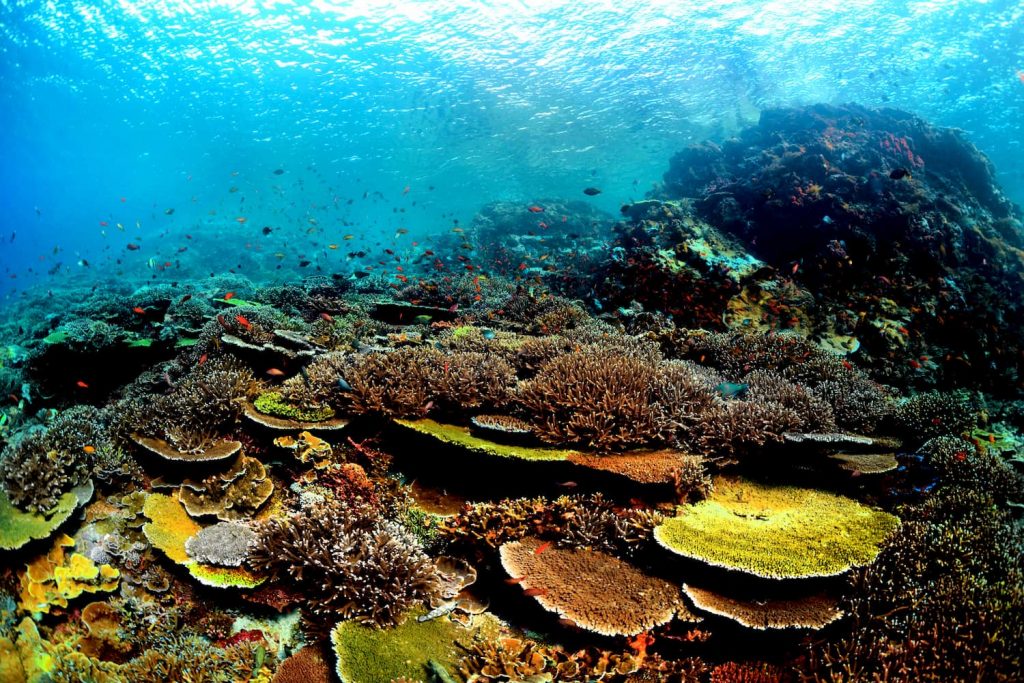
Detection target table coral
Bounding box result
[654,477,899,579]
[499,536,693,636]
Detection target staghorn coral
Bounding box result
[693,399,802,458]
[711,661,790,683]
[516,346,672,451]
[0,406,103,512]
[921,435,1024,503]
[248,500,441,628]
[136,356,255,452]
[743,369,836,433]
[891,389,980,441]
[429,351,516,412]
[654,477,900,579]
[346,347,441,416]
[802,486,1024,682]
[438,495,590,550]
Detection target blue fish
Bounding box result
[481,329,496,340]
[714,382,749,399]
[338,377,353,392]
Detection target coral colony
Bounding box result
[1,104,1023,682]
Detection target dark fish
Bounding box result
[583,187,602,196]
[164,208,175,215]
[273,168,284,175]
[298,260,311,267]
[262,226,273,235]
[126,243,140,251]
[337,377,353,391]
[353,270,370,278]
[714,382,749,399]
[889,168,911,180]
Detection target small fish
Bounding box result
[236,314,252,330]
[83,445,96,454]
[224,291,235,300]
[320,312,334,322]
[557,481,578,488]
[534,541,552,555]
[266,368,286,377]
[416,602,457,622]
[582,187,602,196]
[528,205,544,213]
[505,576,526,585]
[889,168,911,180]
[236,217,247,223]
[412,314,432,325]
[298,260,311,267]
[337,377,353,391]
[126,243,140,251]
[198,353,208,365]
[76,380,89,389]
[132,306,146,314]
[343,234,355,240]
[262,226,273,235]
[273,168,285,175]
[178,294,193,305]
[714,382,749,399]
[164,208,175,215]
[523,587,548,597]
[791,261,800,275]
[481,329,496,340]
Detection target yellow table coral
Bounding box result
[654,477,900,579]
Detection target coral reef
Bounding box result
[682,583,843,630]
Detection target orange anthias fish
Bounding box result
[523,587,547,597]
[83,445,96,454]
[235,314,252,330]
[198,353,208,365]
[224,291,235,300]
[528,205,544,213]
[75,380,89,389]
[1018,71,1024,85]
[320,312,334,322]
[266,368,286,377]
[132,306,146,314]
[534,541,552,555]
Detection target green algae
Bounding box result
[0,482,93,551]
[174,337,200,347]
[654,477,900,579]
[253,391,336,422]
[41,330,70,345]
[331,608,504,683]
[394,418,579,461]
[124,338,154,348]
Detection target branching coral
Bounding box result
[346,347,441,416]
[891,389,980,441]
[921,435,1024,502]
[0,419,97,513]
[248,500,441,629]
[137,357,255,452]
[802,486,1024,682]
[516,346,672,451]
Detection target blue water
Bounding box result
[1,0,1022,301]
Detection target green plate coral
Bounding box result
[654,477,900,579]
[331,608,504,683]
[0,481,93,551]
[394,418,580,461]
[253,391,336,423]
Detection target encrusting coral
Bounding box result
[18,533,120,616]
